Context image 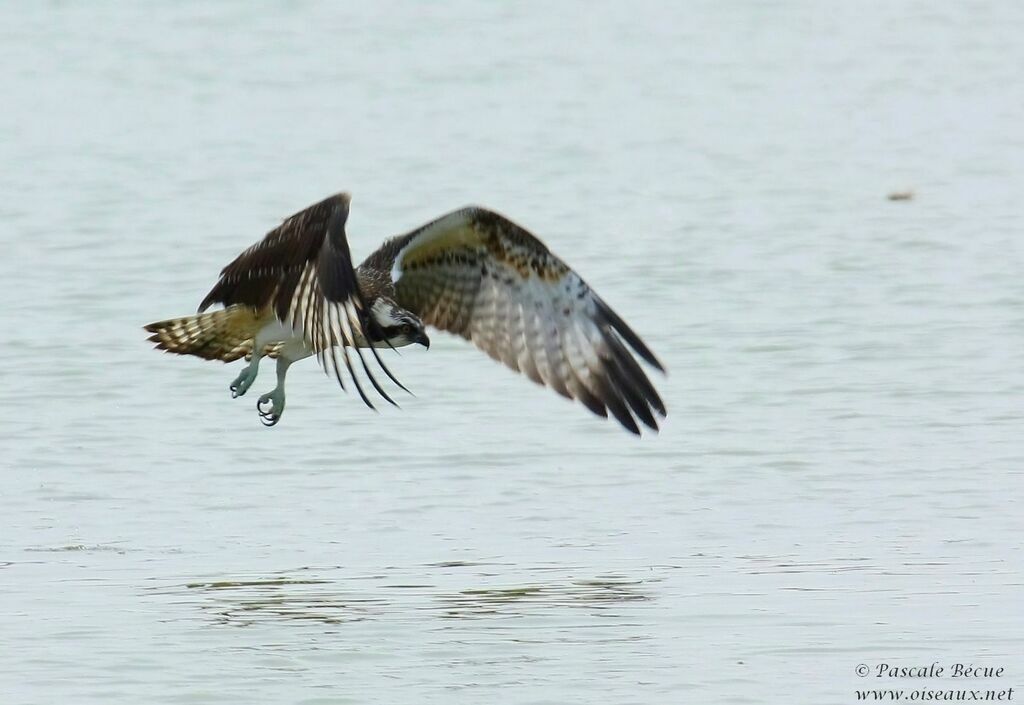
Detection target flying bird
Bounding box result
[144,192,666,434]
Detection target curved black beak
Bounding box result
[416,330,430,349]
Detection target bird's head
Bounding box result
[368,298,430,349]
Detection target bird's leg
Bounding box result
[230,347,265,399]
[256,356,293,427]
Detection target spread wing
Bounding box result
[385,207,666,434]
[198,192,404,408]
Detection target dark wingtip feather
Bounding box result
[604,354,659,432]
[341,345,376,411]
[596,299,666,373]
[352,342,400,408]
[605,334,667,419]
[595,375,641,435]
[366,341,413,396]
[617,413,642,436]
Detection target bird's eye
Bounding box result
[400,323,413,335]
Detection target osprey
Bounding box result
[145,193,666,434]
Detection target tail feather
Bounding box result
[144,305,279,362]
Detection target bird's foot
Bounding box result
[230,365,258,399]
[257,388,286,427]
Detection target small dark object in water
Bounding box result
[887,190,914,201]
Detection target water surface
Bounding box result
[2,2,1022,703]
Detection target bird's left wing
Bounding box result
[385,207,666,434]
[199,192,403,408]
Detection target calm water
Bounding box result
[2,2,1023,703]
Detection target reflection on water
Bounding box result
[156,566,653,627]
[437,576,650,618]
[177,577,384,627]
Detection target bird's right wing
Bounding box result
[386,207,666,434]
[199,192,404,408]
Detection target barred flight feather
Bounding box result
[374,206,667,435]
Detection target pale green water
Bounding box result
[2,2,1023,703]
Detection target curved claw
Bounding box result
[257,402,279,426]
[256,393,283,427]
